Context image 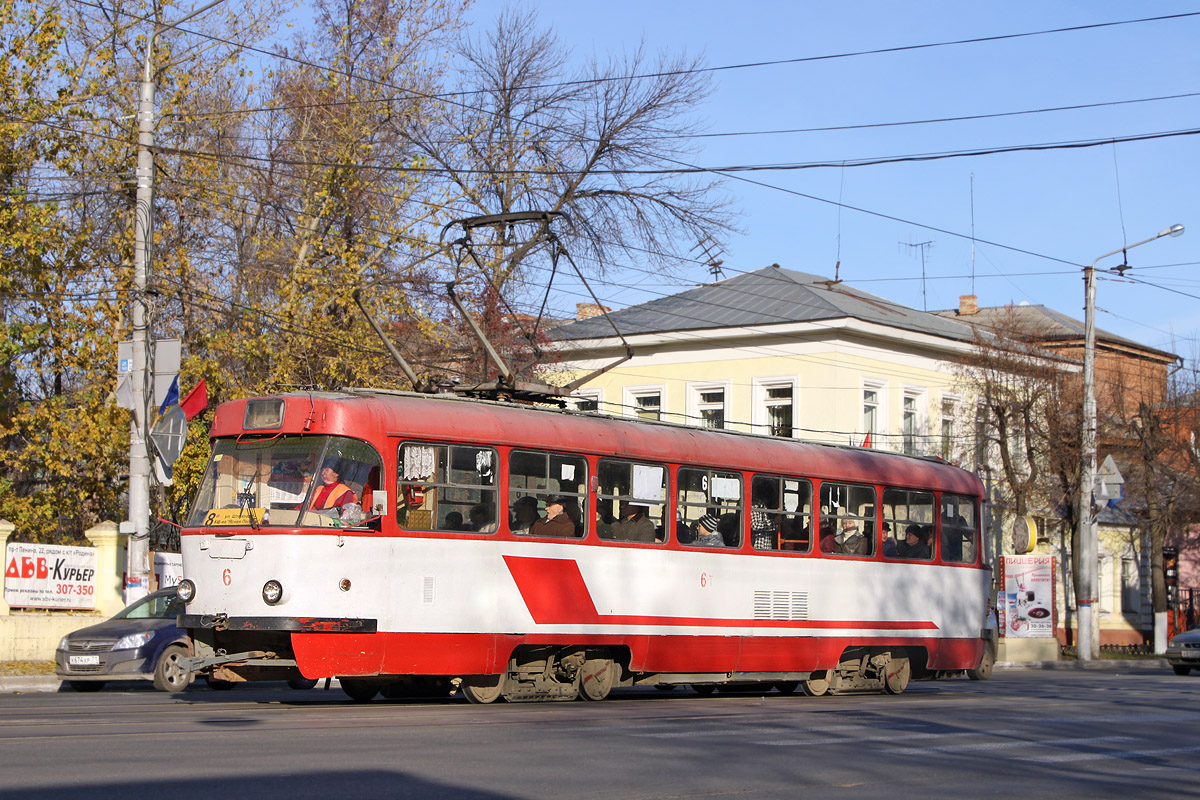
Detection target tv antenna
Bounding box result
[900,237,934,311]
[692,236,725,281]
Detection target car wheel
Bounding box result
[152,645,192,693]
[1172,665,1193,676]
[68,681,105,692]
[287,678,319,690]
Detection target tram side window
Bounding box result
[597,459,667,544]
[677,468,743,548]
[818,482,876,556]
[398,443,498,533]
[750,475,812,552]
[508,450,588,538]
[881,488,934,560]
[941,494,978,564]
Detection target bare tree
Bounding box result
[407,7,735,308]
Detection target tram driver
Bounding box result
[312,459,356,512]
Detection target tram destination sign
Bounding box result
[3,541,98,610]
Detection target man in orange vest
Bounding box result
[312,459,356,512]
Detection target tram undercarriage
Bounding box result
[186,625,984,703]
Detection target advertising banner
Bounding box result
[3,542,98,610]
[1000,554,1057,638]
[153,552,183,589]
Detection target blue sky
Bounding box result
[460,1,1200,358]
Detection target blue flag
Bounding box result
[159,375,179,415]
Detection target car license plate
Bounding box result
[1184,652,1200,660]
[68,655,100,666]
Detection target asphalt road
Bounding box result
[1,666,1198,800]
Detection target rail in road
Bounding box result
[1,666,1197,799]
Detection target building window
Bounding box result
[764,383,794,437]
[941,398,956,460]
[902,393,919,455]
[632,391,661,421]
[570,391,600,413]
[863,387,879,443]
[697,388,725,429]
[973,402,988,469]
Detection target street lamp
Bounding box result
[1077,223,1184,661]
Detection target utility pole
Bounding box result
[125,0,226,604]
[1076,224,1183,661]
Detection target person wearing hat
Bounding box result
[836,517,869,555]
[612,500,656,543]
[691,510,725,547]
[530,495,574,537]
[896,523,931,559]
[312,458,356,512]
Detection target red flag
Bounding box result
[862,432,871,448]
[180,378,208,420]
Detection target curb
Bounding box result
[0,676,62,694]
[997,659,1170,671]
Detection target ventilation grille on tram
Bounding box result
[753,590,809,620]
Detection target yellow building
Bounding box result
[550,265,977,457]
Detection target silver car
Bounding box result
[1166,627,1200,676]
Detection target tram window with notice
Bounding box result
[596,459,667,544]
[750,475,812,552]
[678,468,742,548]
[881,488,934,560]
[398,442,498,533]
[818,482,876,557]
[508,450,588,538]
[940,494,978,564]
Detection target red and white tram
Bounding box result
[177,390,994,702]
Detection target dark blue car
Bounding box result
[54,588,192,692]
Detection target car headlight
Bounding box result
[176,579,195,603]
[113,632,154,651]
[58,636,69,651]
[262,579,283,605]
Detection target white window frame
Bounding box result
[569,389,603,414]
[624,385,665,422]
[753,376,797,438]
[901,387,928,456]
[687,380,731,430]
[940,394,960,461]
[862,379,886,447]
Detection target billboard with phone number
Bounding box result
[1000,554,1057,638]
[4,542,98,610]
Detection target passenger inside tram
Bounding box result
[510,496,539,534]
[529,495,574,537]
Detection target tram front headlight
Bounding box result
[262,579,283,605]
[176,579,196,603]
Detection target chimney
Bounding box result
[958,295,978,316]
[576,302,610,321]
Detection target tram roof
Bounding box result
[211,390,983,497]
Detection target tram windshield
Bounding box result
[187,435,383,528]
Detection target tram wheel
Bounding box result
[461,674,506,704]
[801,671,830,697]
[883,657,911,695]
[340,678,380,703]
[967,641,996,681]
[578,658,616,701]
